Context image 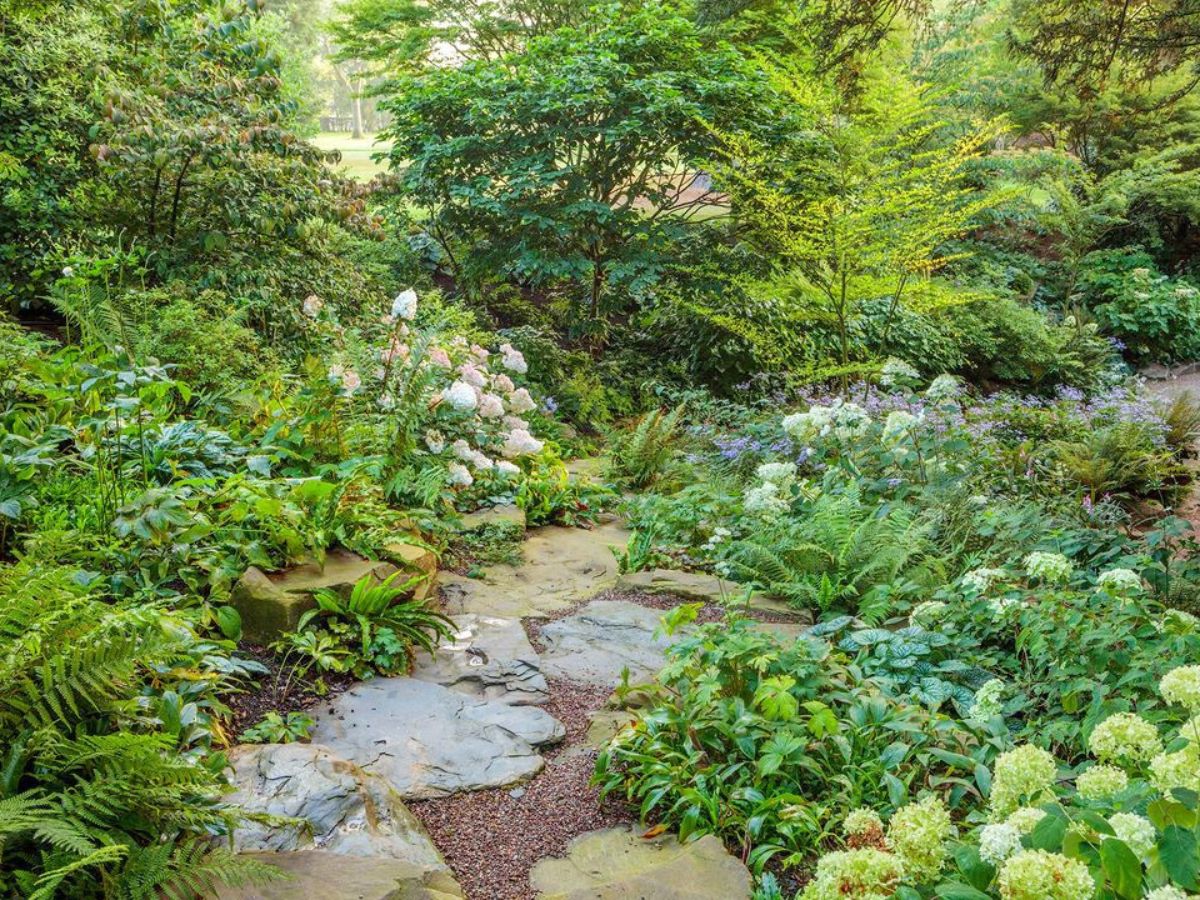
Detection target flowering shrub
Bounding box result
[804,669,1200,898]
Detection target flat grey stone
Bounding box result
[530,827,752,899]
[410,614,548,705]
[308,678,564,798]
[225,743,445,865]
[215,851,464,899]
[458,503,526,532]
[538,600,684,686]
[616,568,812,624]
[440,521,630,619]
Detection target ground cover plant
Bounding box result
[7,0,1200,897]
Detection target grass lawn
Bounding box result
[311,131,393,181]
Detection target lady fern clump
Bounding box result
[609,404,687,489]
[0,562,277,899]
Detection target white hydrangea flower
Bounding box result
[962,567,1007,594]
[1024,551,1073,584]
[1075,764,1128,801]
[925,374,962,402]
[882,410,920,444]
[990,745,1058,818]
[880,357,920,387]
[1006,807,1046,834]
[442,380,478,412]
[424,430,445,454]
[997,849,1094,900]
[910,600,946,628]
[499,342,528,374]
[507,388,537,414]
[446,462,473,487]
[1161,666,1200,712]
[832,401,871,440]
[495,460,521,477]
[1150,746,1200,793]
[970,679,1006,725]
[1089,712,1162,764]
[492,373,515,393]
[1108,812,1156,862]
[302,294,324,317]
[782,404,837,444]
[501,428,544,458]
[1097,568,1144,596]
[744,481,788,516]
[1161,609,1200,634]
[478,392,505,419]
[979,823,1023,866]
[756,461,797,484]
[1145,886,1194,900]
[390,288,417,320]
[457,363,487,388]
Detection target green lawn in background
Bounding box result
[311,131,392,181]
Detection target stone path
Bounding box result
[221,497,809,899]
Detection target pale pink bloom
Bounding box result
[303,294,324,317]
[428,347,452,368]
[503,415,529,431]
[492,373,515,393]
[458,363,487,388]
[341,369,362,393]
[382,339,409,364]
[499,343,528,374]
[470,343,490,362]
[508,388,536,414]
[501,428,544,458]
[478,393,505,418]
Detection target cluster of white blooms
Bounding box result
[1108,812,1156,861]
[924,374,962,403]
[508,388,537,414]
[478,393,505,419]
[1074,764,1128,800]
[910,600,946,628]
[303,294,324,317]
[990,745,1058,818]
[882,409,920,443]
[744,481,789,516]
[495,459,521,477]
[442,380,479,411]
[843,808,884,839]
[961,566,1007,594]
[1090,712,1163,764]
[390,288,418,321]
[1161,609,1200,633]
[799,848,903,900]
[782,400,871,445]
[501,428,543,458]
[1150,745,1200,793]
[979,823,1023,866]
[703,527,732,554]
[499,343,528,374]
[1096,567,1144,596]
[446,463,473,487]
[879,357,920,387]
[1161,665,1200,712]
[452,439,494,471]
[1146,888,1197,900]
[1006,807,1046,834]
[1023,551,1073,584]
[969,678,1006,725]
[997,849,1094,900]
[887,795,952,882]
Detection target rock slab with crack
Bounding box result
[308,678,565,798]
[410,613,549,705]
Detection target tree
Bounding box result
[707,59,1004,386]
[381,1,768,325]
[1010,0,1200,99]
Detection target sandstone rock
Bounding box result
[616,568,811,624]
[225,743,445,865]
[538,600,684,686]
[308,678,564,798]
[232,550,398,643]
[382,539,438,602]
[457,503,526,532]
[440,520,630,619]
[410,614,548,705]
[214,851,464,899]
[529,827,752,899]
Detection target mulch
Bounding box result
[225,643,354,737]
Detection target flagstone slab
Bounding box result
[530,827,752,899]
[538,600,683,686]
[308,678,564,799]
[410,613,549,705]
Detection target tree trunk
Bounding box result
[351,82,364,139]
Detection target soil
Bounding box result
[225,643,355,737]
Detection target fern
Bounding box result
[610,404,687,489]
[725,489,941,620]
[0,561,276,898]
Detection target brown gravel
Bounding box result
[408,677,634,900]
